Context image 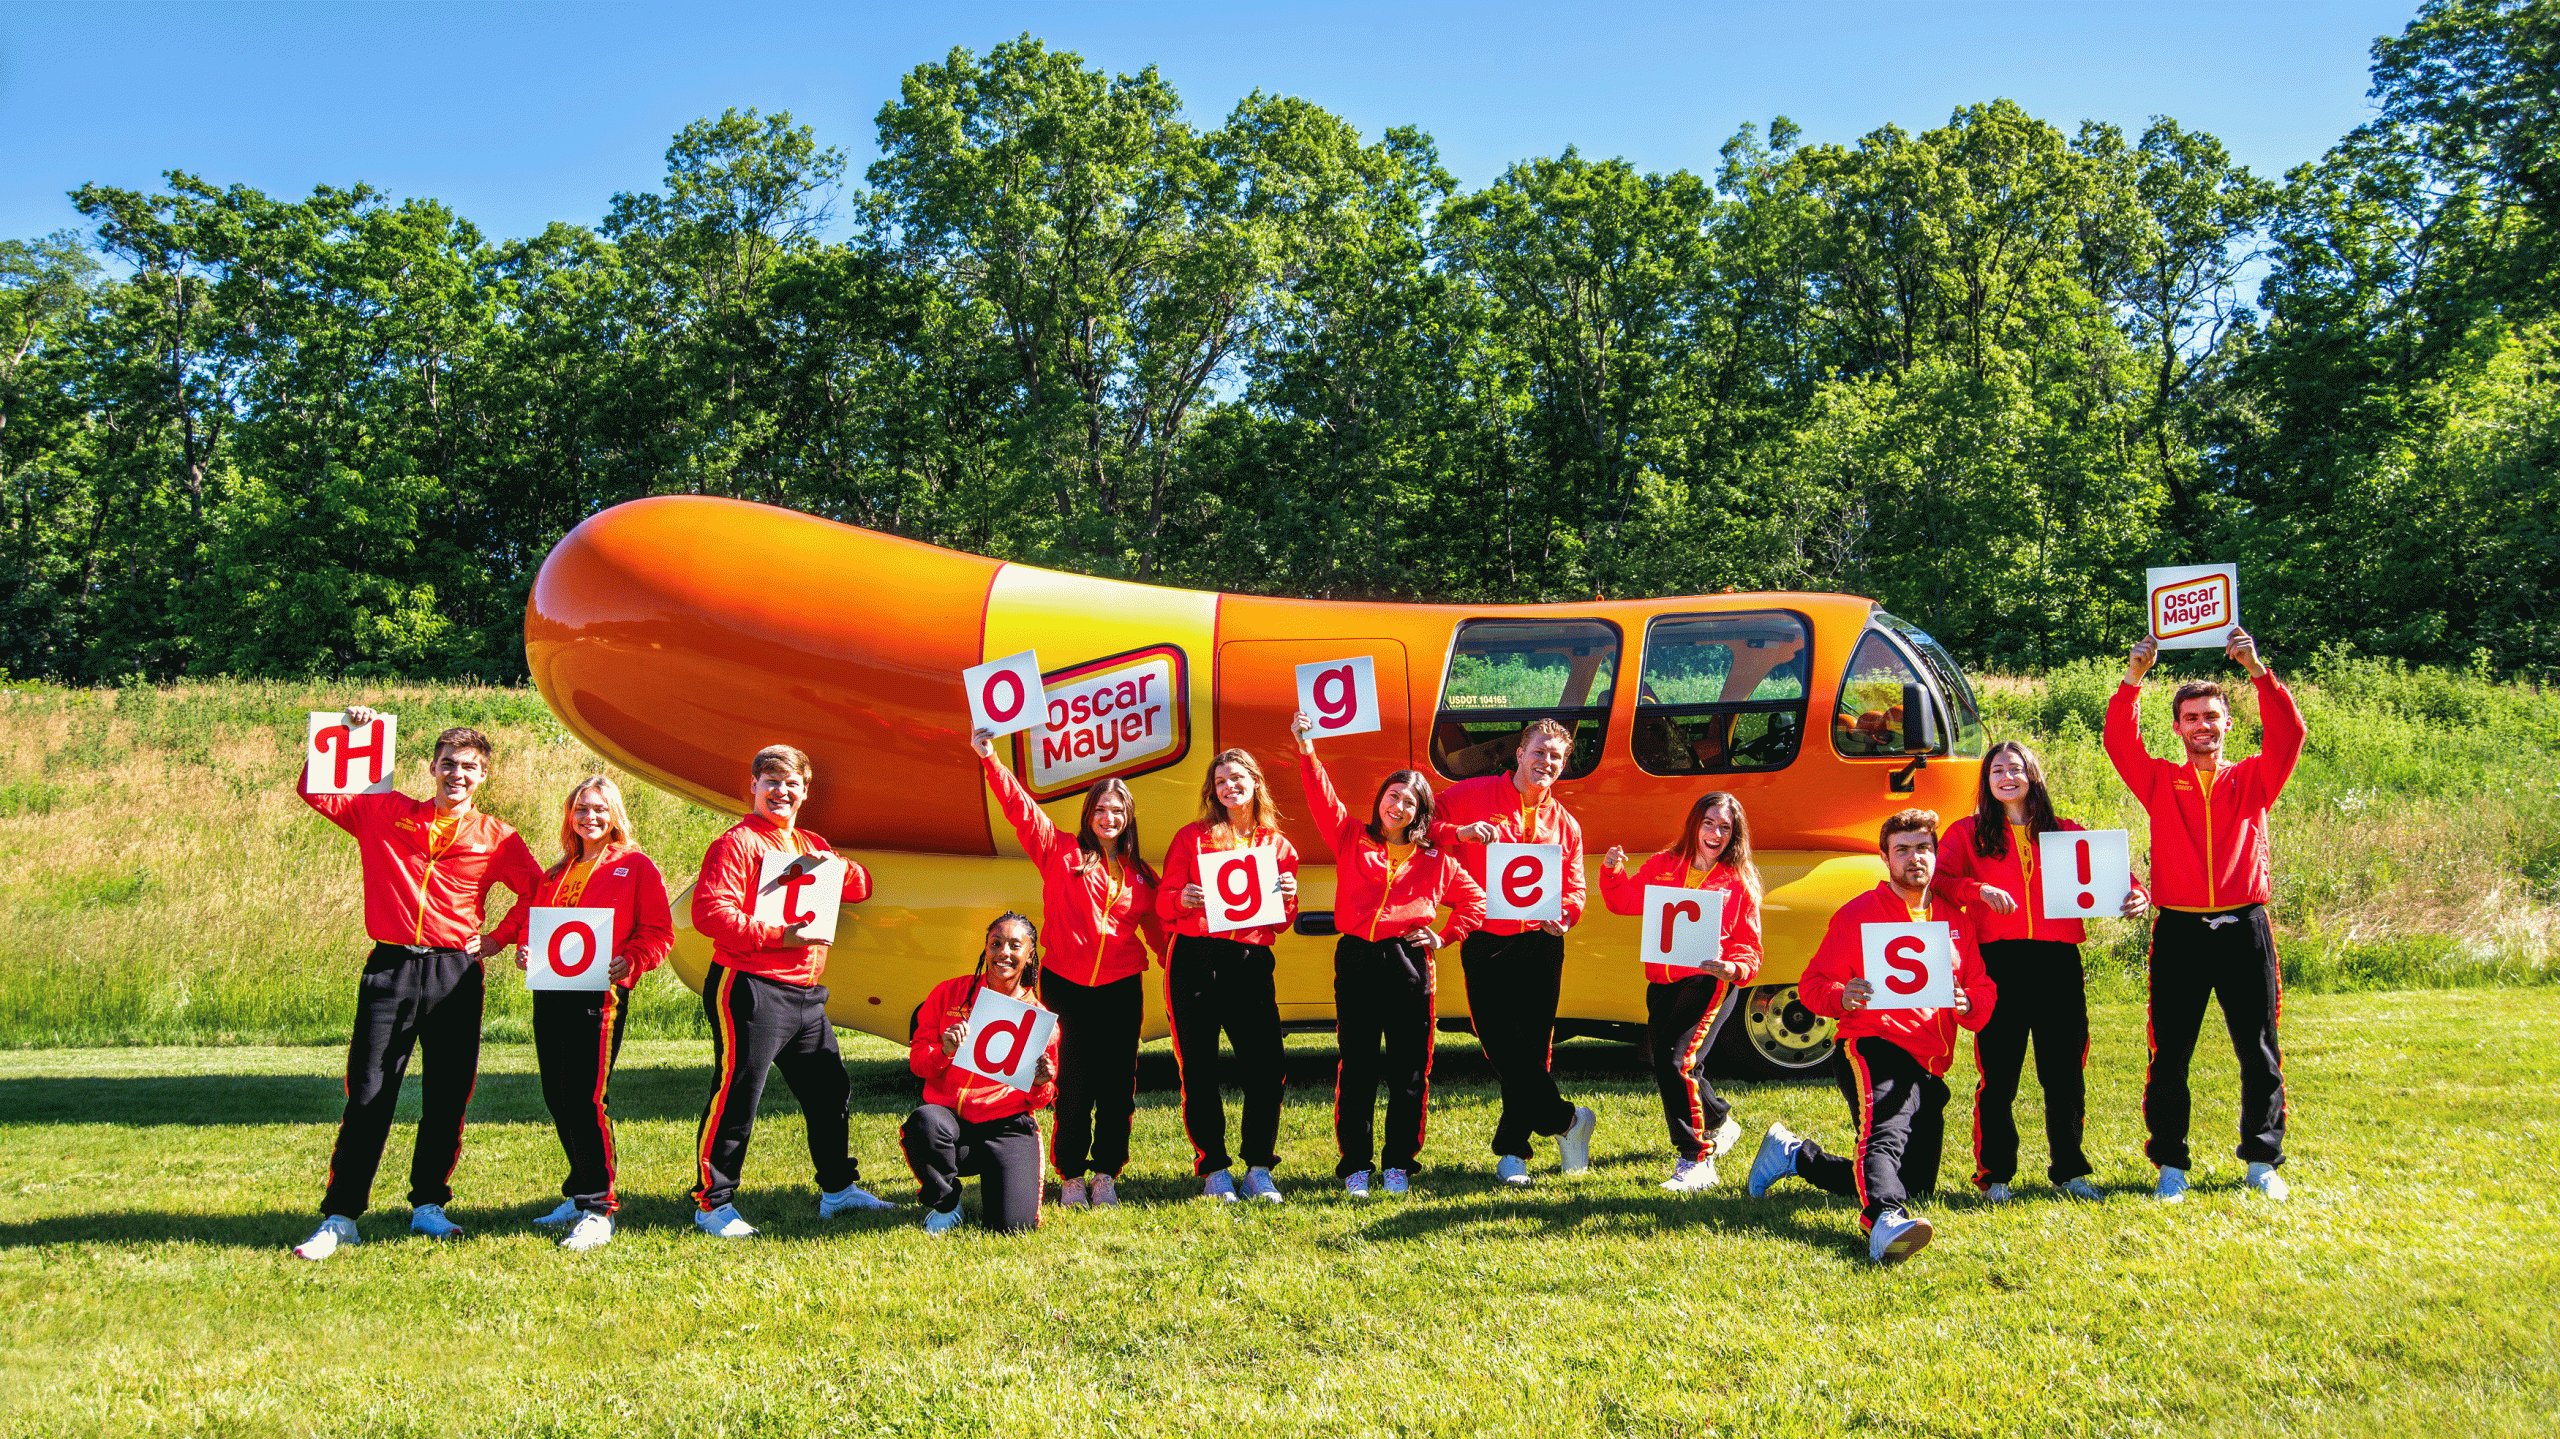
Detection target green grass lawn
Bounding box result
[4,991,2556,1438]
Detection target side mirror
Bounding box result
[1901,683,1939,755]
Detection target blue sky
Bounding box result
[2,0,2419,246]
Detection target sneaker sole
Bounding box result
[1876,1218,1934,1267]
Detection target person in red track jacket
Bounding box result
[686,744,892,1238]
[969,728,1166,1210]
[291,705,543,1261]
[483,775,673,1250]
[1931,741,2149,1204]
[1156,746,1301,1202]
[2106,627,2308,1204]
[904,914,1062,1234]
[1597,792,1766,1192]
[1293,714,1487,1197]
[1426,717,1597,1185]
[1746,809,1994,1268]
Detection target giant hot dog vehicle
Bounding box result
[525,497,1986,1076]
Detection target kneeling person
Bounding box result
[1748,809,1994,1266]
[905,914,1061,1234]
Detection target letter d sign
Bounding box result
[963,650,1046,738]
[954,986,1059,1091]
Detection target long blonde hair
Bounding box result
[552,774,637,876]
[1195,748,1283,843]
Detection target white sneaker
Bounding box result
[1982,1182,2013,1203]
[1869,1209,1935,1266]
[1557,1105,1599,1174]
[1059,1177,1089,1209]
[2059,1177,2104,1201]
[2244,1162,2290,1202]
[560,1213,614,1252]
[1244,1167,1283,1203]
[292,1215,358,1261]
[2156,1167,2189,1204]
[694,1203,757,1238]
[532,1198,579,1227]
[1661,1157,1718,1192]
[1746,1123,1801,1198]
[1706,1116,1744,1158]
[923,1202,963,1234]
[1088,1173,1120,1207]
[1382,1168,1410,1196]
[1343,1170,1372,1198]
[1203,1170,1239,1203]
[409,1203,463,1239]
[1495,1155,1532,1186]
[818,1182,895,1216]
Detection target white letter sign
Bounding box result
[953,984,1058,1092]
[2146,563,2239,651]
[305,712,398,795]
[525,906,618,992]
[1859,922,1956,1011]
[753,851,844,944]
[1295,655,1382,739]
[1484,842,1565,924]
[1641,886,1726,972]
[2039,829,2132,918]
[963,650,1045,738]
[1201,844,1286,934]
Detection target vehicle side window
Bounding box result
[1432,620,1618,782]
[1633,612,1811,775]
[1832,629,1930,757]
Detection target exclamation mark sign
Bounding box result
[2074,839,2096,910]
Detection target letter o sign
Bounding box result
[549,920,599,977]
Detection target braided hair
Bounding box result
[973,910,1043,998]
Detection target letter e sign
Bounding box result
[1858,922,1956,1011]
[305,712,398,795]
[1294,655,1382,738]
[526,906,617,991]
[963,650,1046,737]
[754,851,845,944]
[1484,842,1564,923]
[1201,845,1285,933]
[954,985,1058,1091]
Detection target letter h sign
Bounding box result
[305,712,398,795]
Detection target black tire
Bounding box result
[1711,982,1839,1080]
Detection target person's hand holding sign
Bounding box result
[940,1018,968,1056]
[2226,626,2268,678]
[968,727,996,758]
[1840,976,1874,1013]
[1291,711,1316,755]
[1034,1051,1057,1086]
[2125,635,2160,685]
[341,703,377,731]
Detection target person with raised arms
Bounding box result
[2108,627,2306,1203]
[1597,792,1766,1192]
[1428,717,1596,1185]
[970,728,1165,1209]
[1747,809,1995,1267]
[1292,713,1487,1198]
[687,743,894,1237]
[1155,747,1301,1202]
[903,913,1063,1234]
[482,775,673,1251]
[1931,741,2147,1203]
[291,705,543,1261]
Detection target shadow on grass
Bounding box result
[0,1187,920,1252]
[1343,1181,1880,1264]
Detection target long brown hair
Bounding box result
[549,775,636,878]
[1974,740,2060,858]
[1195,748,1283,842]
[1072,777,1158,886]
[1365,770,1435,847]
[1671,791,1761,903]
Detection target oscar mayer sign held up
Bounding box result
[2147,563,2239,651]
[1012,645,1190,800]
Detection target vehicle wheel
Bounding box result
[1713,983,1838,1080]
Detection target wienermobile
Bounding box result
[524,496,1988,1076]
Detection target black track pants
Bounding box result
[1460,929,1577,1158]
[690,964,862,1211]
[1041,971,1143,1180]
[2144,905,2287,1170]
[1971,939,2092,1188]
[1648,975,1742,1160]
[1793,1036,1948,1227]
[533,985,632,1214]
[902,1106,1044,1233]
[321,943,483,1219]
[1333,934,1437,1178]
[1164,934,1286,1175]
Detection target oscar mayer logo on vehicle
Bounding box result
[1011,644,1191,800]
[2150,572,2232,640]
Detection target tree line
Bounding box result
[2,0,2551,683]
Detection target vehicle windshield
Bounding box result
[1874,612,1985,757]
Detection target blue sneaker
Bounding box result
[2156,1167,2189,1204]
[1746,1122,1802,1198]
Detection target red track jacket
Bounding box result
[980,752,1164,987]
[2103,673,2306,911]
[690,815,873,987]
[910,973,1059,1123]
[1295,751,1487,948]
[298,771,542,950]
[1425,775,1587,936]
[1597,851,1767,986]
[1157,822,1301,947]
[1798,882,1996,1077]
[485,841,676,988]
